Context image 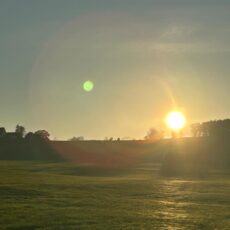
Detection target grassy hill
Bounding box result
[0,137,229,173]
[0,161,229,229]
[0,137,229,229]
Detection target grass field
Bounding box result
[0,161,229,230]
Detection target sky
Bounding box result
[0,0,230,139]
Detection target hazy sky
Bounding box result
[1,0,230,139]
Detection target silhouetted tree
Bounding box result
[69,136,84,141]
[191,119,230,138]
[145,128,164,142]
[25,132,34,140]
[191,123,200,137]
[15,125,26,138]
[0,127,6,138]
[34,130,50,140]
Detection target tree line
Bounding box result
[190,119,230,137]
[0,125,50,140]
[2,119,230,142]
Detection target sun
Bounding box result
[166,111,186,130]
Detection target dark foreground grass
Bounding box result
[0,161,229,230]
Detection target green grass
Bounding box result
[0,161,229,229]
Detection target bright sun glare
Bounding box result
[166,111,186,130]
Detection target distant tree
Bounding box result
[145,128,164,142]
[69,136,84,141]
[191,119,230,138]
[34,130,50,140]
[209,119,230,137]
[191,123,200,137]
[0,127,6,137]
[25,132,37,143]
[15,125,26,138]
[121,137,131,141]
[25,132,34,140]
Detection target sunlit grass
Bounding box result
[0,161,229,229]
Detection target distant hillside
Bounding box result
[0,139,61,161]
[0,138,229,174]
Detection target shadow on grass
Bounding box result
[50,165,135,177]
[6,226,40,230]
[62,166,135,177]
[0,186,47,197]
[27,163,135,177]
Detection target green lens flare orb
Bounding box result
[83,80,94,92]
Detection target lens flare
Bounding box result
[166,111,186,130]
[83,80,94,92]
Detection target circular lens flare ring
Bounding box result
[83,80,94,92]
[166,111,186,130]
